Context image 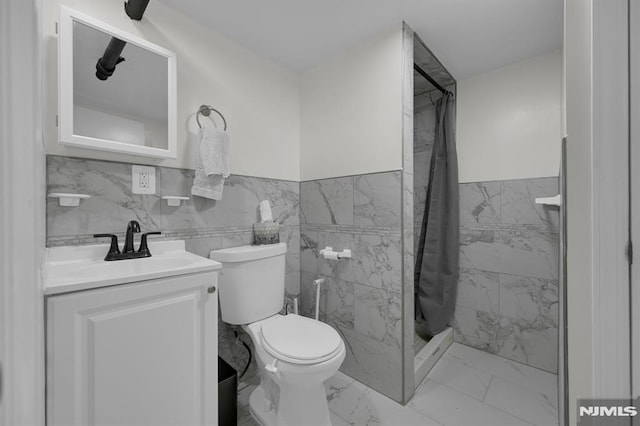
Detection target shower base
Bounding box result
[414,326,454,388]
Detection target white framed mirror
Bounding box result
[58,6,177,159]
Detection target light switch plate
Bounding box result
[132,165,156,194]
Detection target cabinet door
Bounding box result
[47,272,218,426]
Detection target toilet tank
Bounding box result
[210,243,286,325]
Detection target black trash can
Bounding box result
[218,357,238,426]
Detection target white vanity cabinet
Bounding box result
[46,271,219,426]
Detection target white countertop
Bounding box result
[44,240,221,295]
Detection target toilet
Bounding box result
[210,243,345,426]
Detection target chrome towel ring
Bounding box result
[196,104,227,130]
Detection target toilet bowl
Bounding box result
[243,314,345,426]
[210,243,346,426]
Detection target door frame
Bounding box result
[591,0,631,399]
[0,0,46,423]
[630,0,640,401]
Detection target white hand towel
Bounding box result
[199,126,230,178]
[191,126,230,200]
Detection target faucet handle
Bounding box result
[93,234,121,260]
[138,231,162,257]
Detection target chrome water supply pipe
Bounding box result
[313,278,325,321]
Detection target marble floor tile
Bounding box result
[446,343,558,398]
[484,377,558,425]
[237,404,259,426]
[411,379,533,425]
[377,406,443,426]
[426,355,493,401]
[327,377,405,425]
[329,411,351,426]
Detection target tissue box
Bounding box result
[253,222,280,245]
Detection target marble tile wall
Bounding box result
[46,155,300,378]
[453,177,560,373]
[413,96,436,255]
[300,170,404,402]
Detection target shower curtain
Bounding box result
[414,92,459,338]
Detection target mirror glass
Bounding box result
[59,7,177,158]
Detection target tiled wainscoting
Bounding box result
[46,155,300,377]
[453,177,560,373]
[299,171,405,402]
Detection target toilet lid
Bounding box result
[260,315,342,364]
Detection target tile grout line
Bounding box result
[482,375,494,402]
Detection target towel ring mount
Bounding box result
[196,104,227,130]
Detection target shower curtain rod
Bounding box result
[413,63,447,94]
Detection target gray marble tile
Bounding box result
[414,104,436,153]
[300,230,319,274]
[500,177,559,229]
[451,305,500,353]
[452,305,558,373]
[354,284,402,348]
[413,149,432,190]
[300,177,353,225]
[354,172,402,229]
[326,371,406,425]
[402,24,414,114]
[218,322,255,380]
[484,376,558,425]
[159,171,299,230]
[413,185,428,254]
[459,182,502,224]
[47,156,161,237]
[237,405,259,426]
[184,236,221,258]
[299,271,318,318]
[403,113,414,174]
[220,232,253,248]
[459,228,559,280]
[499,274,558,324]
[211,175,300,227]
[281,227,301,297]
[403,286,416,399]
[456,268,500,314]
[445,342,558,397]
[494,315,559,373]
[317,232,402,293]
[338,327,403,402]
[159,167,218,231]
[318,276,355,330]
[403,233,415,296]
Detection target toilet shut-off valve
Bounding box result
[265,359,279,378]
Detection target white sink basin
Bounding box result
[44,240,221,295]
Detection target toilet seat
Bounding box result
[259,315,342,365]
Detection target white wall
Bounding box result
[300,26,403,181]
[42,0,301,181]
[457,50,562,183]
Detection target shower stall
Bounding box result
[399,26,459,399]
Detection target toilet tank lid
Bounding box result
[210,242,287,263]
